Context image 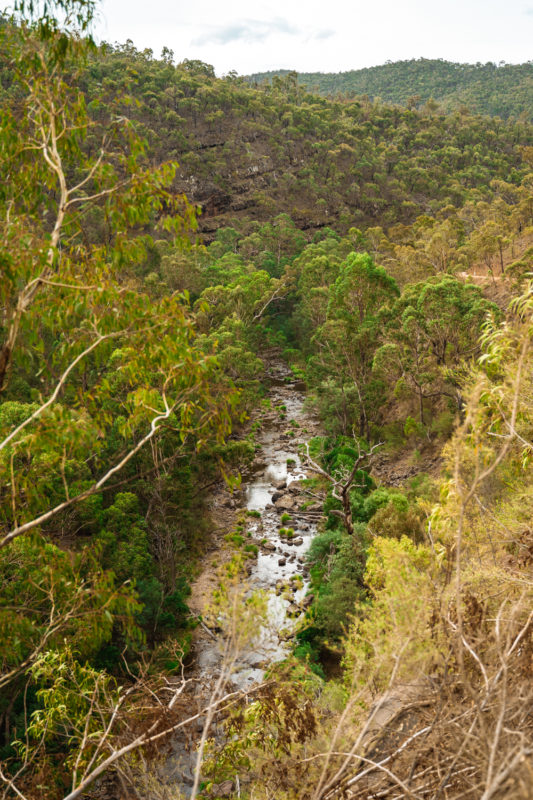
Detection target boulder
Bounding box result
[274,495,297,511]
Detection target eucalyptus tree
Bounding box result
[374,277,498,425]
[0,3,236,795]
[309,253,399,437]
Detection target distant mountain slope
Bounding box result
[44,47,528,237]
[246,59,533,120]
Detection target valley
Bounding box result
[0,5,532,799]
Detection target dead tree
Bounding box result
[304,440,382,537]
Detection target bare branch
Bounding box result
[0,397,176,549]
[0,332,125,455]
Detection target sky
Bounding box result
[5,0,533,75]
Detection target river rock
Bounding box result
[278,558,286,566]
[292,537,304,546]
[274,495,297,511]
[273,479,287,490]
[262,541,276,552]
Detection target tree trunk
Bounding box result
[0,343,11,393]
[341,487,354,537]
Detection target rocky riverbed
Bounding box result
[193,359,323,686]
[164,359,323,793]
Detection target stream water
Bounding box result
[196,362,321,688]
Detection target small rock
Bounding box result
[273,479,287,490]
[278,558,286,566]
[262,541,276,552]
[292,537,304,546]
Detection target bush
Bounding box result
[369,499,425,543]
[430,410,455,439]
[404,415,427,440]
[293,641,326,679]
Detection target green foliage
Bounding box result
[17,646,121,784]
[303,253,399,437]
[0,533,141,676]
[344,534,436,688]
[374,277,498,425]
[307,528,369,640]
[98,493,152,583]
[248,60,533,120]
[292,641,326,679]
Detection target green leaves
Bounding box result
[373,277,497,424]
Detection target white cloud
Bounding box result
[192,17,298,46]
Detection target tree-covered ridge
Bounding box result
[30,44,529,237]
[246,59,533,120]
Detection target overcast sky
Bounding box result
[6,0,533,75]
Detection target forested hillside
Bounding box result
[248,59,533,120]
[1,5,532,800]
[58,46,532,237]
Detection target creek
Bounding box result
[196,359,322,689]
[164,359,322,793]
